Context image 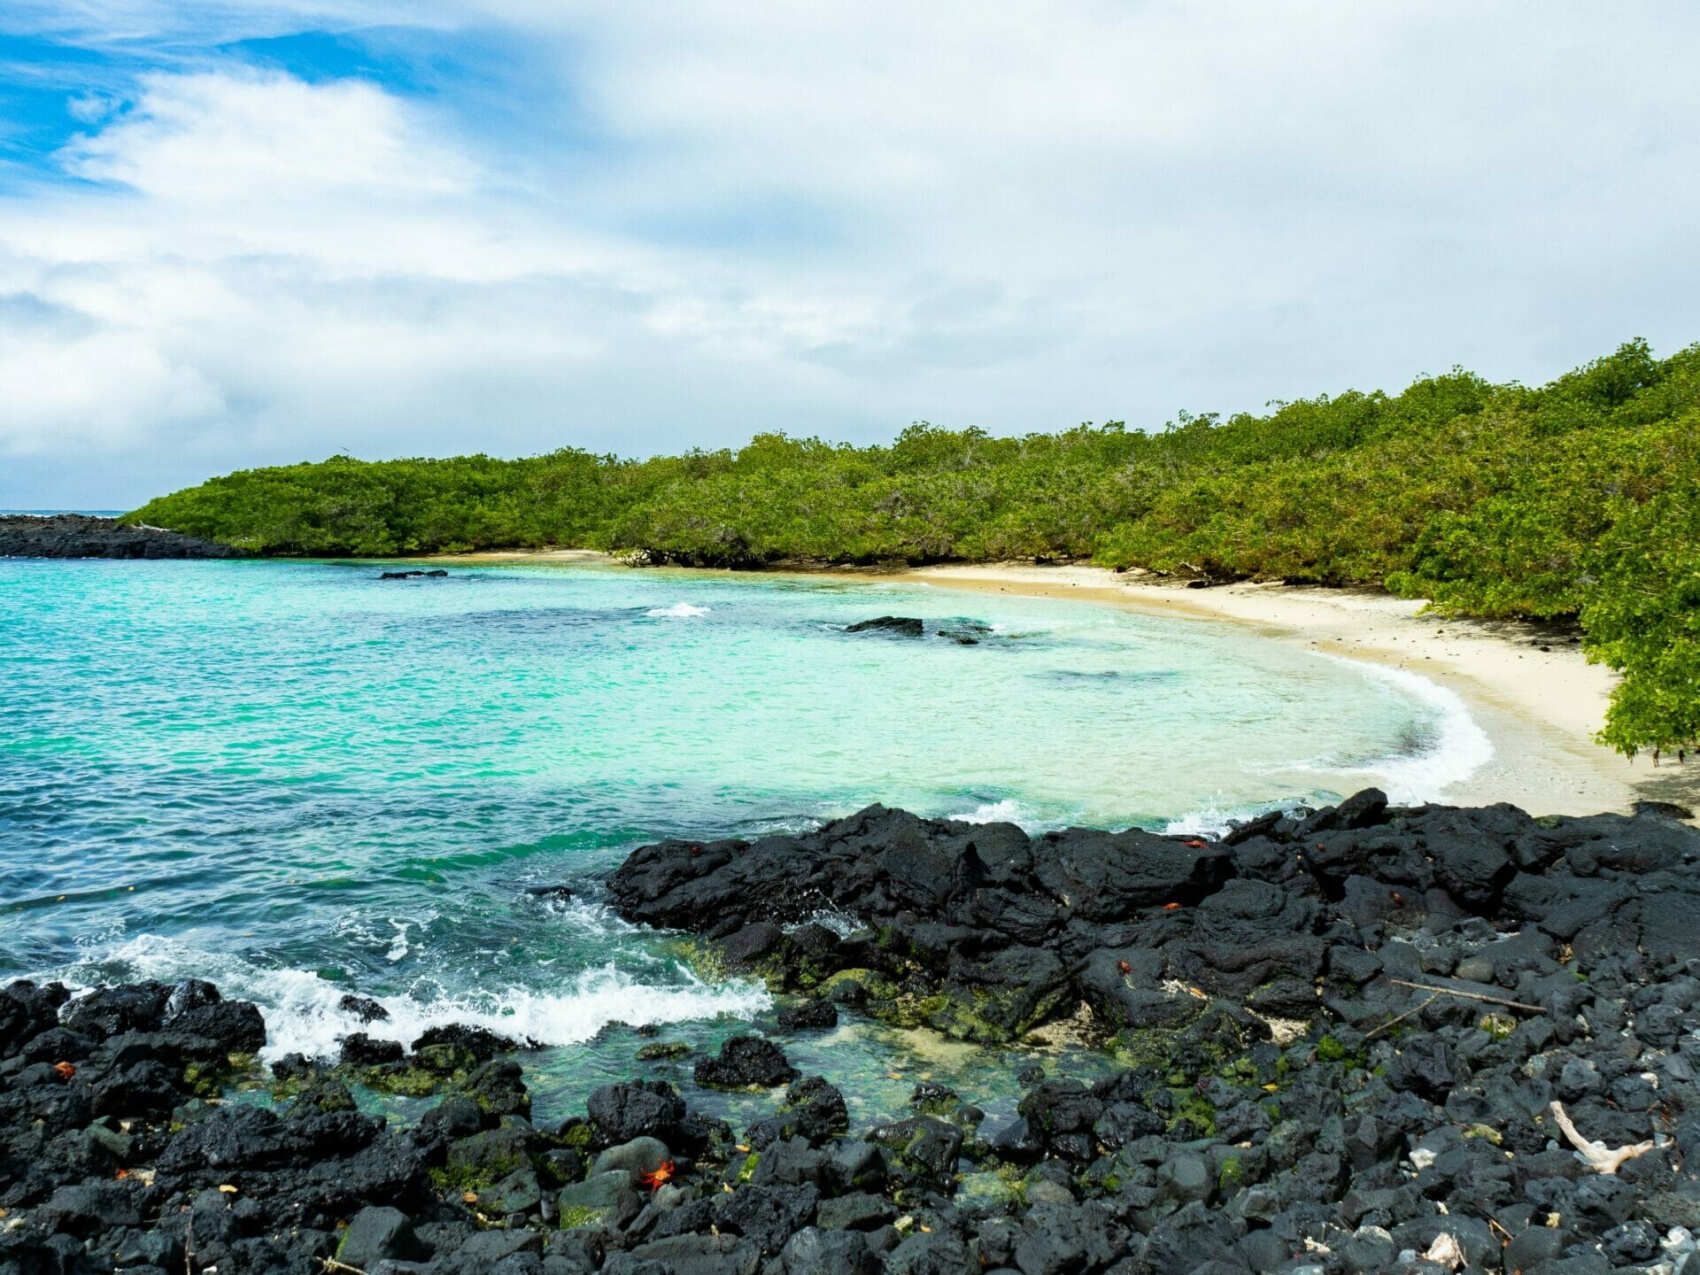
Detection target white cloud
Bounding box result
[2,2,1699,506]
[0,326,224,454]
[61,71,476,204]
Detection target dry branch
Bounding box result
[1548,1101,1657,1174]
[1388,979,1544,1013]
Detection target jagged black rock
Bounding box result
[4,790,1699,1274]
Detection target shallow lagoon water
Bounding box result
[0,557,1486,1119]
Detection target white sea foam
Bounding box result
[645,602,710,618]
[46,933,770,1062]
[1303,654,1494,804]
[1162,805,1248,838]
[530,896,646,946]
[791,909,864,940]
[947,798,1033,825]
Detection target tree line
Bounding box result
[127,339,1700,759]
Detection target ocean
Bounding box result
[0,555,1488,1122]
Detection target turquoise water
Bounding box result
[0,558,1485,1119]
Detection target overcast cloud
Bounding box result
[1,1,1697,507]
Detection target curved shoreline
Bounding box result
[887,563,1700,819]
[439,550,1698,819]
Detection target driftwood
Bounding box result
[1388,978,1544,1013]
[1548,1100,1658,1174]
[1367,991,1440,1039]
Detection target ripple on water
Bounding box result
[1,557,1491,1111]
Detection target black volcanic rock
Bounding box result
[607,789,1700,1051]
[0,514,242,558]
[694,1036,800,1089]
[9,791,1700,1272]
[844,615,924,636]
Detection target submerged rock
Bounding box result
[694,1035,801,1089]
[844,616,924,637]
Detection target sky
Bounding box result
[1,3,1697,509]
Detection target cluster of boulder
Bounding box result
[0,515,241,559]
[4,789,1699,1273]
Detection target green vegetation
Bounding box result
[127,339,1700,757]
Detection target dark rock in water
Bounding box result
[746,1076,849,1150]
[0,514,243,559]
[936,619,993,645]
[844,615,924,637]
[777,1000,839,1031]
[694,1036,800,1089]
[340,1032,405,1067]
[379,568,450,579]
[338,992,390,1022]
[525,882,576,901]
[410,1022,520,1060]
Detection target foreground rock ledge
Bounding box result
[606,790,1700,1050]
[2,790,1697,1274]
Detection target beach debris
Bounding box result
[1549,1100,1658,1174]
[1388,979,1543,1013]
[1424,1232,1466,1269]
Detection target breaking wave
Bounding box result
[44,933,771,1063]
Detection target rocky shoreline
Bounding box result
[0,515,242,559]
[4,791,1699,1273]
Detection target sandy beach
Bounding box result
[440,549,1696,819]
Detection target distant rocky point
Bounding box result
[0,514,242,559]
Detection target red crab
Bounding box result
[640,1160,677,1191]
